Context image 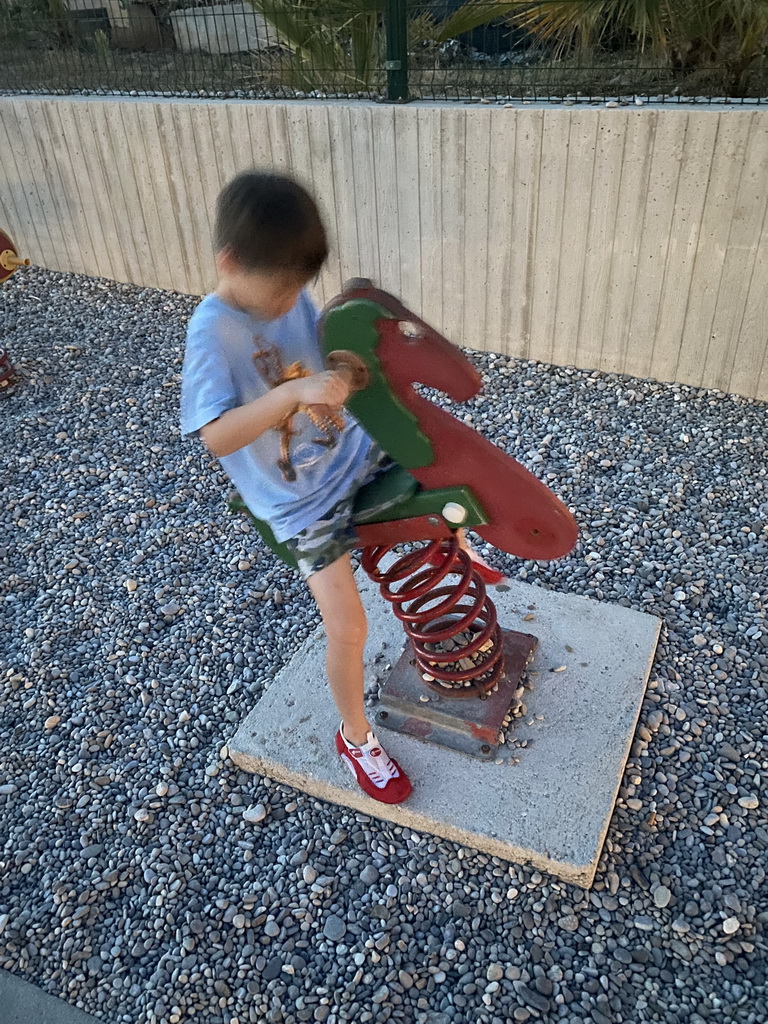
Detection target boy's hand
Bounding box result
[289,370,350,409]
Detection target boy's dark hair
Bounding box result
[214,171,328,278]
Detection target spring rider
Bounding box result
[232,280,578,760]
[0,228,29,395]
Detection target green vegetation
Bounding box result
[249,0,522,91]
[509,0,768,96]
[0,0,766,98]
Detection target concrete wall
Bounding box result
[1,95,767,400]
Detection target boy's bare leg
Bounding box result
[449,529,505,583]
[308,553,370,746]
[456,528,499,570]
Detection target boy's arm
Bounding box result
[201,370,350,457]
[201,384,297,457]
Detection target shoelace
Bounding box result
[343,734,399,788]
[358,744,398,787]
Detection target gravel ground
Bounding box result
[1,268,767,1024]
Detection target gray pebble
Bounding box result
[243,803,268,823]
[4,268,768,1024]
[322,916,346,942]
[516,983,550,1013]
[372,985,389,1004]
[591,1010,613,1024]
[558,914,579,932]
[79,844,103,859]
[653,885,672,908]
[486,963,504,982]
[262,958,283,981]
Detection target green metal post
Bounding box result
[384,0,409,102]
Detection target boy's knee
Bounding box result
[324,612,367,650]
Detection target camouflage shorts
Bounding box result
[285,443,393,581]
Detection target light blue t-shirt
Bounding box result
[180,290,372,542]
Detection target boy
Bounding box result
[181,170,412,803]
[181,171,501,805]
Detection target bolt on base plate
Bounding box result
[374,628,538,760]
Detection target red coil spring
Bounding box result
[361,534,505,698]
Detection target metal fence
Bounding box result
[2,1,767,103]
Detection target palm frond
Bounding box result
[429,1,522,43]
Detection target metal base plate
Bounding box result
[374,629,538,760]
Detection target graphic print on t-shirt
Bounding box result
[252,340,346,482]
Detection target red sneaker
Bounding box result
[335,725,412,804]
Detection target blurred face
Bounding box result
[216,249,307,320]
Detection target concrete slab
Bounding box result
[229,575,661,887]
[0,969,101,1024]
